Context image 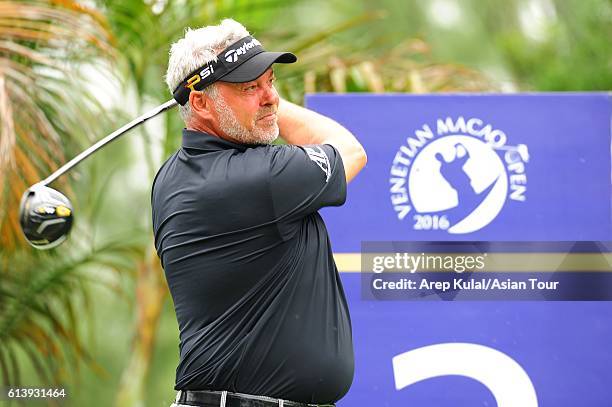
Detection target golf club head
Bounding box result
[19,184,73,250]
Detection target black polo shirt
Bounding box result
[151,129,354,404]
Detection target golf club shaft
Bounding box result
[41,99,178,187]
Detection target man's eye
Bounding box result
[244,85,257,91]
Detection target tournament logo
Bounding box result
[389,117,529,234]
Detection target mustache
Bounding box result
[255,107,277,120]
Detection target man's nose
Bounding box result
[260,84,279,106]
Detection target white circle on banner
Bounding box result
[408,135,508,233]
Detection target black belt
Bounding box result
[175,390,335,407]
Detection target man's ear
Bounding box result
[189,91,215,121]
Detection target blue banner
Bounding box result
[305,94,612,406]
[309,94,611,247]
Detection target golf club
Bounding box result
[19,99,177,250]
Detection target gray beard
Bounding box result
[214,95,278,145]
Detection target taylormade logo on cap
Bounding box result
[225,38,262,63]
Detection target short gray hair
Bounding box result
[165,19,250,121]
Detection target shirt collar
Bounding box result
[182,128,250,152]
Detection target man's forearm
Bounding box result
[277,99,367,183]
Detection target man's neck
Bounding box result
[186,120,219,136]
[186,120,249,145]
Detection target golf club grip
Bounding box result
[40,99,178,187]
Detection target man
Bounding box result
[152,19,367,407]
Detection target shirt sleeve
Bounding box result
[267,143,346,223]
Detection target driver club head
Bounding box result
[19,184,73,250]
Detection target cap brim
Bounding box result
[220,51,297,83]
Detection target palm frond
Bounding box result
[0,0,114,251]
[0,238,144,386]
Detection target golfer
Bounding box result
[152,19,366,407]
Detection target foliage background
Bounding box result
[0,0,609,406]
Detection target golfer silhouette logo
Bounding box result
[389,117,529,234]
[434,142,484,213]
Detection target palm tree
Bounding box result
[0,0,114,249]
[0,0,144,391]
